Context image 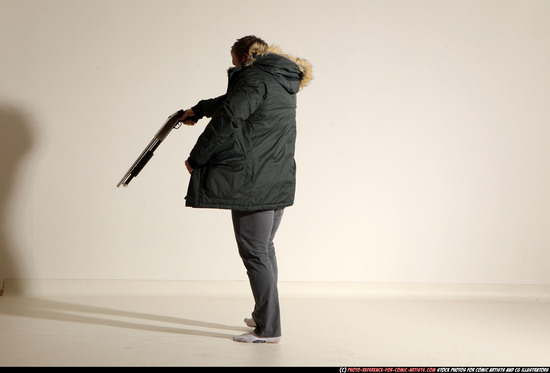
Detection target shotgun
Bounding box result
[117,110,197,188]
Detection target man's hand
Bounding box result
[180,109,197,126]
[185,159,194,174]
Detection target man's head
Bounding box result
[231,35,267,67]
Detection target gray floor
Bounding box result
[0,280,549,367]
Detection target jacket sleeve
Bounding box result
[191,95,226,119]
[189,75,267,167]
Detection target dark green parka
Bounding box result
[185,45,312,211]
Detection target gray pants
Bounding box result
[231,208,284,338]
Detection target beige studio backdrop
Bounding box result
[0,0,549,287]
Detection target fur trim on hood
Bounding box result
[245,42,313,91]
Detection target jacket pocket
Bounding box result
[204,162,251,201]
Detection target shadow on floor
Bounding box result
[0,296,249,340]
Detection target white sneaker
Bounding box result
[244,317,256,327]
[233,332,281,343]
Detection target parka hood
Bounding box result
[231,42,313,93]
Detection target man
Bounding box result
[180,36,312,343]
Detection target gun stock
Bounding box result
[117,109,189,188]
